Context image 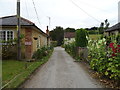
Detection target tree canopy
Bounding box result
[64,27,76,32]
[49,26,64,46]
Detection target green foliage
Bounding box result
[88,30,98,34]
[1,34,25,60]
[116,34,120,44]
[2,45,17,60]
[64,42,83,61]
[50,41,57,47]
[64,42,77,58]
[89,34,101,40]
[64,27,76,32]
[88,36,120,82]
[49,26,64,46]
[32,46,53,60]
[99,19,110,34]
[75,29,88,47]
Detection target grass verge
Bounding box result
[2,50,53,88]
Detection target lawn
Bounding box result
[89,34,101,40]
[2,50,53,88]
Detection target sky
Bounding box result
[0,0,120,32]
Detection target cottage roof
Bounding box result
[105,22,120,32]
[64,32,75,38]
[0,15,34,26]
[0,15,48,37]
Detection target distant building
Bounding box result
[0,15,50,59]
[64,32,75,44]
[104,22,120,36]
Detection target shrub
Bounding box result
[2,44,17,60]
[32,46,53,60]
[50,41,57,47]
[75,29,88,47]
[89,37,120,83]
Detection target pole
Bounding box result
[47,16,51,29]
[17,0,21,60]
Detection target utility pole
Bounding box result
[17,0,21,60]
[47,16,51,29]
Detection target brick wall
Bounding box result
[25,28,33,59]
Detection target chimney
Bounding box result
[118,1,120,23]
[46,26,49,36]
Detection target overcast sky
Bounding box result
[0,0,120,32]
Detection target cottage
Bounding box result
[104,22,120,36]
[0,15,50,59]
[64,32,75,44]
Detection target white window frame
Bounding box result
[0,30,14,41]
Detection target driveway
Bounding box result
[23,47,103,88]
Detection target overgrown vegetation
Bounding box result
[1,34,25,60]
[64,29,88,60]
[64,42,77,58]
[32,46,53,60]
[64,32,120,88]
[88,35,120,87]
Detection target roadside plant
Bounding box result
[75,29,88,47]
[32,46,53,60]
[88,35,120,83]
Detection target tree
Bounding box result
[64,27,76,32]
[99,19,110,34]
[49,26,64,46]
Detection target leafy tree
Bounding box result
[99,19,110,34]
[64,27,76,32]
[49,26,64,46]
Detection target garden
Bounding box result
[64,28,120,89]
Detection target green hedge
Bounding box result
[75,29,88,47]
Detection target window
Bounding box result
[0,30,14,42]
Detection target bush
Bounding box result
[2,44,17,60]
[88,37,120,83]
[64,42,79,60]
[32,46,53,60]
[50,41,57,47]
[75,29,88,47]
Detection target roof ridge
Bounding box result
[0,15,34,25]
[0,15,16,19]
[21,17,34,25]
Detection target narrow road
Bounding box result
[23,47,103,88]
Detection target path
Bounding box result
[23,47,103,88]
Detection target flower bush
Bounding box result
[64,42,77,58]
[32,46,53,60]
[88,36,120,83]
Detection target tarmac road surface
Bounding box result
[23,47,103,88]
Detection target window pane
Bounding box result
[0,30,14,42]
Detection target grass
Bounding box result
[2,50,53,88]
[89,34,101,40]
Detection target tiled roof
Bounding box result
[0,15,48,37]
[64,32,75,38]
[105,22,120,32]
[0,15,34,26]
